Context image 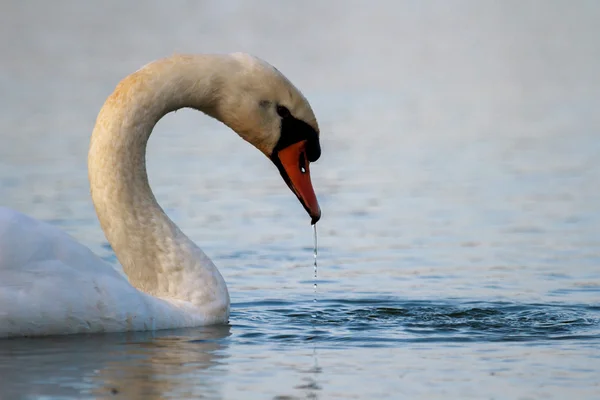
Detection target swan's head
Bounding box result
[214,53,322,224]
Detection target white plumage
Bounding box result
[0,53,319,338]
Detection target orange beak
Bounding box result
[274,140,321,224]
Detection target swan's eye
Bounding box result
[276,105,291,118]
[299,151,307,174]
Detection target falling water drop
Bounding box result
[312,224,318,310]
[310,224,320,371]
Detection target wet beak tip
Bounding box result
[310,210,321,225]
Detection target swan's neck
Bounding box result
[88,55,229,308]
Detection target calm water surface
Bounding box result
[1,1,600,399]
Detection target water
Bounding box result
[313,224,318,304]
[1,1,600,399]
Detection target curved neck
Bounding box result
[88,55,229,305]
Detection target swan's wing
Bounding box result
[0,207,123,278]
[0,208,214,337]
[0,207,154,337]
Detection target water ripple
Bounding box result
[231,299,600,347]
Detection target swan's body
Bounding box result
[0,208,214,335]
[0,53,321,338]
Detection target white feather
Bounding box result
[0,53,317,338]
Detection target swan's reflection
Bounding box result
[295,346,322,400]
[90,325,231,399]
[0,325,231,399]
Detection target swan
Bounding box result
[0,53,321,338]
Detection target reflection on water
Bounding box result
[1,1,600,399]
[0,326,231,399]
[1,300,597,399]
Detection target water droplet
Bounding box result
[312,223,318,316]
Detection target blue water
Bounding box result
[1,1,600,399]
[1,299,598,399]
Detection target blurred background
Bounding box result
[1,0,598,302]
[1,2,600,398]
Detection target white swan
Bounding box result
[0,53,321,338]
